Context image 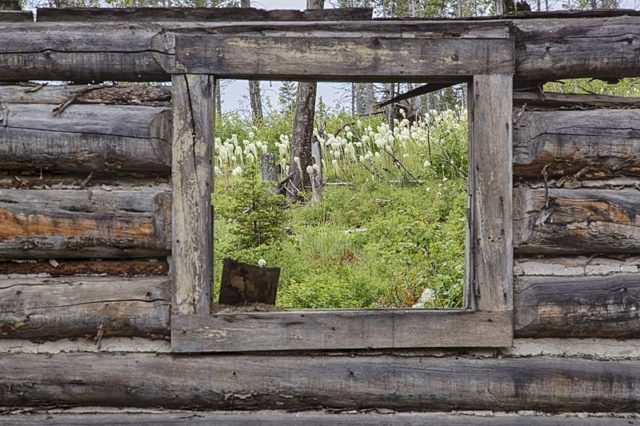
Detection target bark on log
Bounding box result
[0,353,639,411]
[515,273,640,338]
[0,187,171,259]
[0,259,169,277]
[513,109,640,180]
[0,104,171,174]
[0,277,170,340]
[513,187,640,255]
[0,84,171,106]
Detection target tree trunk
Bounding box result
[284,0,324,200]
[241,0,263,122]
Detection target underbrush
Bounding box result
[213,108,467,309]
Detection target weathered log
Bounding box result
[515,274,640,338]
[0,353,639,411]
[0,17,638,82]
[0,84,171,106]
[0,277,170,340]
[0,259,168,276]
[0,103,170,174]
[2,411,638,425]
[0,187,171,259]
[513,187,640,255]
[513,109,640,180]
[515,16,640,81]
[513,91,640,110]
[172,310,512,353]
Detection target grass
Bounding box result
[214,176,466,309]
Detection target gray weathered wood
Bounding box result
[0,103,170,174]
[515,274,640,338]
[515,16,640,81]
[513,109,640,180]
[514,187,640,255]
[1,353,639,411]
[2,411,638,425]
[0,276,170,340]
[174,34,514,81]
[0,84,171,106]
[1,18,639,82]
[469,74,513,311]
[171,310,512,352]
[171,74,213,316]
[513,91,640,110]
[0,187,171,259]
[35,7,374,22]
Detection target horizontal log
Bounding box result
[513,109,640,180]
[514,274,640,338]
[2,411,638,425]
[0,259,169,276]
[1,353,639,411]
[513,91,640,110]
[172,310,512,353]
[515,256,640,276]
[0,187,171,259]
[515,16,640,81]
[0,84,171,106]
[0,17,638,81]
[0,103,170,174]
[0,276,170,340]
[173,34,514,80]
[36,7,374,22]
[513,187,640,255]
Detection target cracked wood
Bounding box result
[0,276,170,339]
[171,74,213,315]
[0,103,171,175]
[513,108,640,180]
[513,187,640,255]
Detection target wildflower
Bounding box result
[231,166,243,176]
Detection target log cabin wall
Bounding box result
[0,9,639,423]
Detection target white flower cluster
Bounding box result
[214,108,467,181]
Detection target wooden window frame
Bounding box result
[168,23,514,352]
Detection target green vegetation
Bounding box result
[213,108,468,309]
